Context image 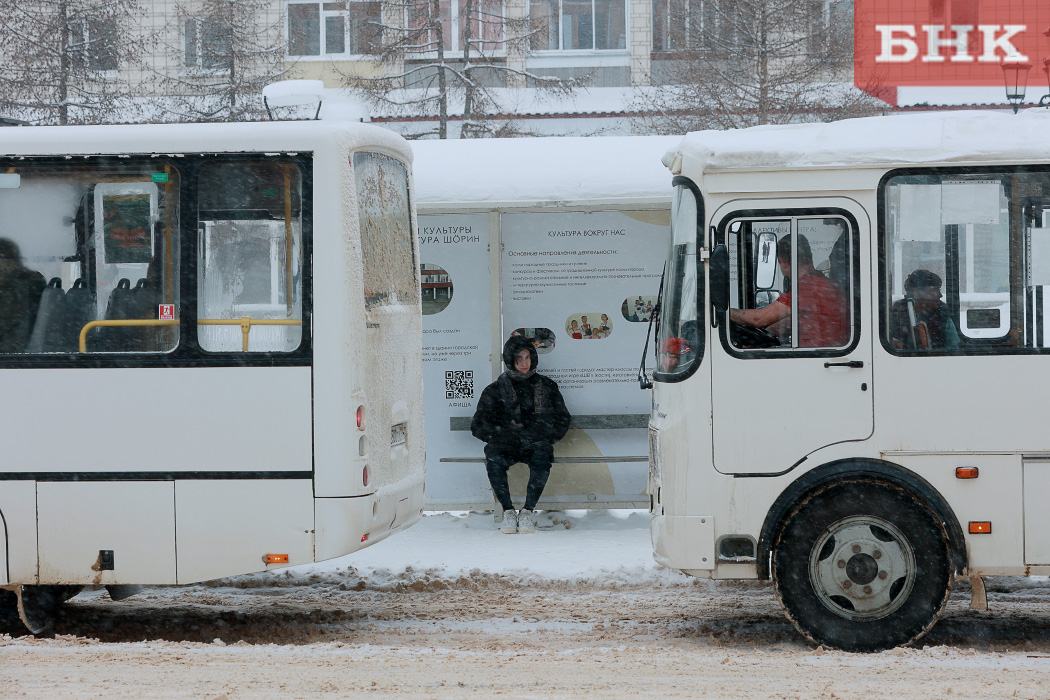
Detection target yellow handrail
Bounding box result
[78,319,179,353]
[79,317,302,352]
[198,318,303,352]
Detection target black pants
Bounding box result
[484,445,552,512]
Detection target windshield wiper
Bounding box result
[638,265,665,390]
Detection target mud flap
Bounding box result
[15,586,53,635]
[106,584,143,602]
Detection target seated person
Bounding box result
[728,234,849,348]
[0,238,46,353]
[890,269,959,350]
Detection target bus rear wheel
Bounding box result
[772,480,953,652]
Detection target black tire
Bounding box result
[772,479,953,652]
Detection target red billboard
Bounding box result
[854,0,1050,103]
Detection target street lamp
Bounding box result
[1001,61,1032,113]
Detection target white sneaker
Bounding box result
[500,509,518,534]
[517,509,536,534]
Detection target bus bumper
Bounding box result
[651,514,715,570]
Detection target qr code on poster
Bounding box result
[445,370,474,399]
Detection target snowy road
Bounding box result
[2,512,1050,699]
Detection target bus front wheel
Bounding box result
[772,480,953,652]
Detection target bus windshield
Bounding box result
[655,182,702,378]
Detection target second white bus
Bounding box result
[646,109,1050,651]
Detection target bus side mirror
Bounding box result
[710,244,729,318]
[754,231,777,289]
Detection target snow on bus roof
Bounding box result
[667,109,1050,174]
[411,135,680,208]
[0,120,412,162]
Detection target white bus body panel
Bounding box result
[651,515,715,570]
[38,482,176,585]
[1024,460,1050,565]
[0,367,311,475]
[175,480,314,584]
[0,482,35,584]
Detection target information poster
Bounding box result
[498,210,668,503]
[500,210,666,416]
[418,213,494,507]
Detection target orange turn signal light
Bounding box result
[969,521,992,534]
[956,467,980,479]
[265,554,289,564]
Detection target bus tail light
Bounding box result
[265,554,289,564]
[362,465,370,487]
[969,521,992,534]
[361,533,369,543]
[356,405,365,430]
[956,467,979,479]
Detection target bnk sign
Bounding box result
[855,0,1050,97]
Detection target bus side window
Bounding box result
[196,160,304,353]
[881,173,1036,353]
[0,164,180,355]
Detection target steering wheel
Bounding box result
[729,321,780,348]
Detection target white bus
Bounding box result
[645,109,1050,652]
[0,121,425,632]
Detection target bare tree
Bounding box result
[634,0,884,134]
[158,0,291,122]
[346,0,583,139]
[0,0,151,125]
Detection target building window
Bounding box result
[653,0,852,55]
[808,0,854,56]
[652,0,744,53]
[70,18,118,72]
[287,0,381,57]
[404,0,506,55]
[185,17,231,70]
[530,0,625,51]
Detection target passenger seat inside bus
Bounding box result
[26,277,67,353]
[97,278,137,352]
[64,278,95,352]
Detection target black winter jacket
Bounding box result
[470,336,571,455]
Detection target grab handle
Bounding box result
[824,360,864,369]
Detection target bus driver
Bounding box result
[728,234,849,348]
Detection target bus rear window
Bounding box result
[353,152,417,311]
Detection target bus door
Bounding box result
[711,208,873,475]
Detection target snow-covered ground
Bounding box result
[305,509,672,586]
[4,511,1050,699]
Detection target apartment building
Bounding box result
[0,0,856,124]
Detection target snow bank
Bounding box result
[211,511,687,591]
